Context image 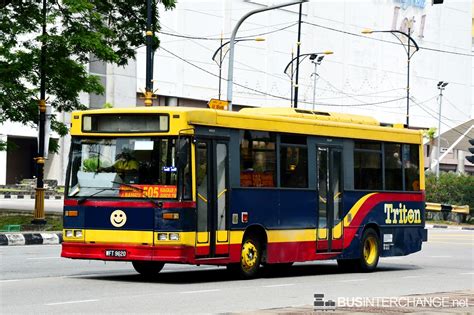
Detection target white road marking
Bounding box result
[180,289,220,294]
[262,283,295,288]
[401,275,422,279]
[428,255,452,258]
[459,272,474,275]
[338,278,368,283]
[45,299,99,306]
[26,256,60,260]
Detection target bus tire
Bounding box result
[358,228,380,272]
[132,261,165,277]
[229,235,262,279]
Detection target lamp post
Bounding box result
[284,51,333,109]
[310,54,325,111]
[362,26,419,127]
[226,0,308,111]
[144,0,154,106]
[436,81,448,179]
[33,0,47,225]
[212,37,265,100]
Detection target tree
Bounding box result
[423,127,436,171]
[0,0,176,149]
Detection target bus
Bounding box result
[61,106,427,279]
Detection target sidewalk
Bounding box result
[0,199,63,214]
[239,290,474,314]
[426,223,474,231]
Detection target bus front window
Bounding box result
[67,137,190,199]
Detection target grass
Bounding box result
[0,212,62,231]
[0,188,25,192]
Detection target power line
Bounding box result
[159,45,412,108]
[302,21,473,58]
[158,21,299,41]
[412,100,472,140]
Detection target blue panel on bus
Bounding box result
[230,189,317,229]
[84,206,155,230]
[63,205,196,231]
[279,190,317,229]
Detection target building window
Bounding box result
[240,131,276,187]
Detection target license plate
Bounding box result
[105,250,127,258]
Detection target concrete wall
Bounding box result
[139,0,472,131]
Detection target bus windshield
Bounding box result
[67,137,190,199]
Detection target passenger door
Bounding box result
[316,146,344,252]
[195,139,230,257]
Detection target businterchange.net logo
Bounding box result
[313,293,469,311]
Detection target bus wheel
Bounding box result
[132,261,165,277]
[359,228,380,272]
[229,236,262,279]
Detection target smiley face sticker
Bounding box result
[110,210,127,228]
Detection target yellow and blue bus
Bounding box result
[61,106,427,278]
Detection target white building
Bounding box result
[1,0,473,185]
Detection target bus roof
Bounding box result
[70,106,422,144]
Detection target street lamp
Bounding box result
[310,54,326,111]
[226,0,308,111]
[435,81,448,179]
[212,37,265,100]
[284,51,333,109]
[362,27,419,127]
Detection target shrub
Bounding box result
[425,172,474,214]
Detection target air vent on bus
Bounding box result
[294,109,331,116]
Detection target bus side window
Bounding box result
[403,144,420,191]
[239,130,276,187]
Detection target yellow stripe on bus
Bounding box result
[85,230,154,244]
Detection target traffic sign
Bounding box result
[208,99,229,110]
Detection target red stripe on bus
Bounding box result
[342,192,424,248]
[64,199,195,208]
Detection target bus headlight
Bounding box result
[65,230,73,238]
[169,233,180,241]
[158,233,168,241]
[74,230,83,238]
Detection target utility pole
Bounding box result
[226,0,308,111]
[218,32,223,100]
[33,0,47,225]
[293,3,303,109]
[436,81,448,179]
[144,0,154,106]
[406,24,411,127]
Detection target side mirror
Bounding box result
[176,138,189,169]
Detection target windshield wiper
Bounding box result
[111,181,162,208]
[77,188,118,204]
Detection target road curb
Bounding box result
[0,194,63,200]
[426,224,474,231]
[0,232,62,246]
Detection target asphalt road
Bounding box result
[0,199,63,213]
[1,229,473,314]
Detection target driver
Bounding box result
[100,149,139,175]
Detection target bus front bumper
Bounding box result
[61,242,195,263]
